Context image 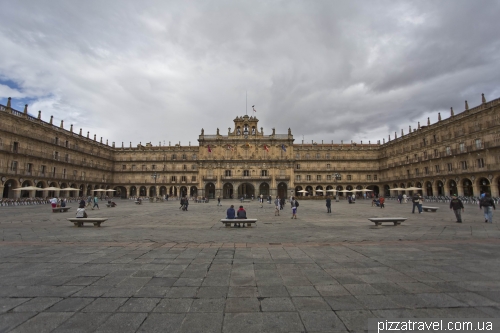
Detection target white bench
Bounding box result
[67,218,108,227]
[422,206,439,212]
[368,217,407,226]
[220,219,257,227]
[52,207,71,213]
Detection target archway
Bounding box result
[36,181,46,197]
[20,180,32,197]
[315,185,324,196]
[237,183,254,199]
[114,186,127,199]
[205,183,216,199]
[259,183,269,197]
[384,185,390,197]
[48,182,58,198]
[69,183,77,197]
[295,186,303,197]
[169,186,177,197]
[190,186,198,197]
[223,183,234,199]
[305,186,313,196]
[436,180,444,196]
[139,186,147,196]
[86,185,92,196]
[159,186,167,196]
[79,184,84,197]
[336,185,344,197]
[448,179,457,196]
[478,177,490,195]
[2,179,19,198]
[60,183,68,198]
[462,178,473,196]
[179,186,187,198]
[366,185,379,198]
[277,182,287,199]
[130,186,137,197]
[425,181,433,196]
[149,186,156,197]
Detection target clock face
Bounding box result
[1,177,6,182]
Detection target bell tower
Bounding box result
[231,115,261,138]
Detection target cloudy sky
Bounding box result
[1,1,499,147]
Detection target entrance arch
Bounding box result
[295,186,303,197]
[223,183,234,199]
[448,179,457,196]
[36,181,46,197]
[179,186,187,198]
[130,186,137,197]
[383,185,390,197]
[159,186,167,196]
[336,185,344,197]
[190,186,198,197]
[259,183,269,197]
[2,179,19,198]
[114,186,127,198]
[462,178,473,196]
[237,183,255,199]
[305,186,313,196]
[277,182,287,199]
[139,186,147,196]
[315,185,323,196]
[205,183,215,199]
[436,180,444,196]
[149,186,156,197]
[478,177,490,195]
[425,181,433,196]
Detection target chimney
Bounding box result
[482,93,486,104]
[438,113,441,121]
[450,107,454,116]
[60,120,64,128]
[23,104,28,115]
[465,100,469,110]
[50,116,53,124]
[70,124,73,132]
[38,110,41,119]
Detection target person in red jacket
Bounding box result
[379,196,385,209]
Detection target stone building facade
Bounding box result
[1,95,499,199]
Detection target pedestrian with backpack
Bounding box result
[479,193,496,223]
[291,197,298,219]
[411,193,421,214]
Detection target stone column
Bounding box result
[431,183,438,197]
[490,181,499,197]
[456,183,464,197]
[472,182,480,197]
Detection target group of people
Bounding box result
[450,193,496,223]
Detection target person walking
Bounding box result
[411,193,421,213]
[274,196,280,216]
[291,198,298,219]
[326,196,332,213]
[280,197,285,210]
[86,195,92,207]
[398,194,403,204]
[183,197,189,211]
[92,195,99,210]
[449,194,464,223]
[217,196,221,206]
[479,193,496,223]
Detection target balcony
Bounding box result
[203,176,217,181]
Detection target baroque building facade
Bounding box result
[1,95,499,200]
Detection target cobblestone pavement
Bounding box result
[1,198,499,332]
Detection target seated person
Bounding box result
[61,199,66,207]
[110,201,117,207]
[226,205,235,219]
[235,205,247,227]
[76,203,88,218]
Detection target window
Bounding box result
[243,170,250,176]
[122,165,126,170]
[182,154,187,160]
[422,138,427,146]
[373,175,378,180]
[326,163,331,169]
[152,165,156,170]
[475,139,482,149]
[325,153,330,159]
[461,161,467,170]
[261,170,268,176]
[434,149,438,157]
[52,167,56,176]
[65,154,69,162]
[55,137,59,145]
[54,151,59,160]
[477,158,485,168]
[27,163,33,174]
[13,142,19,153]
[424,167,429,175]
[423,151,427,159]
[183,164,187,170]
[11,161,18,171]
[316,175,321,181]
[63,168,66,178]
[192,154,197,160]
[181,176,187,182]
[366,175,371,180]
[296,175,301,181]
[433,134,437,143]
[192,164,197,170]
[316,153,320,159]
[459,143,465,152]
[296,164,300,170]
[132,165,136,171]
[326,175,331,180]
[191,176,197,181]
[306,175,311,181]
[415,168,419,176]
[347,175,352,180]
[65,140,69,148]
[171,176,177,182]
[305,153,310,159]
[171,154,176,160]
[41,165,46,174]
[225,170,232,176]
[435,165,440,173]
[142,165,146,171]
[446,146,451,155]
[447,163,453,171]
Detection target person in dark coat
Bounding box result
[479,193,496,223]
[235,205,247,227]
[449,194,464,223]
[226,205,235,219]
[326,196,332,213]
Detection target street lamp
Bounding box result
[151,172,158,197]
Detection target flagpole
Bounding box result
[246,91,247,115]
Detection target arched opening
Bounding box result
[20,180,32,197]
[149,186,156,197]
[159,186,167,196]
[179,186,188,198]
[383,185,390,197]
[295,186,303,197]
[425,181,433,196]
[114,186,127,199]
[336,185,344,197]
[205,183,216,199]
[36,181,46,197]
[223,183,234,199]
[448,180,457,196]
[478,178,490,196]
[190,186,198,197]
[86,185,92,196]
[259,183,269,197]
[237,183,254,199]
[277,182,287,198]
[130,186,137,197]
[169,186,177,197]
[305,186,313,196]
[79,184,84,197]
[48,182,58,198]
[315,185,323,196]
[139,186,147,196]
[366,185,379,197]
[462,178,473,196]
[2,179,18,198]
[69,183,77,197]
[436,180,444,196]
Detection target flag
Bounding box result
[227,145,233,151]
[207,145,212,153]
[264,145,269,152]
[281,144,286,152]
[252,105,256,112]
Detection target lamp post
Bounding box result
[151,172,158,197]
[333,173,341,202]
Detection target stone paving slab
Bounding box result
[0,199,499,332]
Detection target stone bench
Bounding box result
[52,207,71,213]
[67,218,108,227]
[220,219,257,228]
[368,217,407,226]
[242,200,251,203]
[422,206,439,212]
